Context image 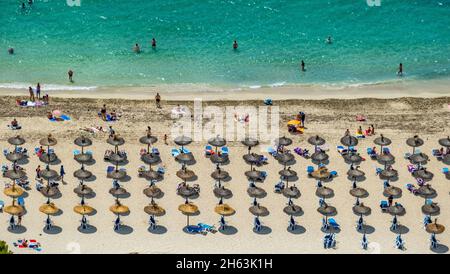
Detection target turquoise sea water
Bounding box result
[0,0,449,89]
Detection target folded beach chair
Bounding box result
[328,218,340,229]
[221,147,229,155]
[171,148,180,157]
[380,200,389,212]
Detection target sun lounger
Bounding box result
[73,149,81,156]
[329,171,338,178]
[380,200,389,212]
[198,223,217,233]
[263,98,273,106]
[107,166,115,173]
[186,225,206,234]
[407,164,417,173]
[18,197,25,207]
[267,147,277,157]
[307,166,314,175]
[274,181,285,193]
[443,167,449,174]
[171,148,180,157]
[221,147,229,155]
[205,145,213,155]
[254,217,262,232]
[328,218,340,229]
[406,184,418,195]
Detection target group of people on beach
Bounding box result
[27,83,49,103]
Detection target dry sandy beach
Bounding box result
[0,90,449,254]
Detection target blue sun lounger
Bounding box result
[328,218,340,229]
[186,225,205,234]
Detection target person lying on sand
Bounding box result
[80,126,105,134]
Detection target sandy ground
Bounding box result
[0,93,449,254]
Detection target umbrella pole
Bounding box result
[286,178,289,188]
[187,215,190,226]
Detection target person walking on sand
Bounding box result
[151,38,157,49]
[233,40,238,50]
[68,69,74,83]
[60,165,65,183]
[300,60,306,72]
[300,111,306,127]
[100,104,107,120]
[36,83,41,100]
[164,134,168,145]
[28,86,35,102]
[155,93,161,108]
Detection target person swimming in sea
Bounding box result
[133,43,141,53]
[8,48,14,54]
[233,40,238,50]
[397,63,403,76]
[326,36,332,44]
[300,60,306,72]
[151,38,157,49]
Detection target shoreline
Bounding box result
[0,78,449,101]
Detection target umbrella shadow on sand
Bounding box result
[321,226,341,234]
[431,244,449,254]
[219,225,238,235]
[287,225,306,235]
[390,224,409,234]
[43,225,62,235]
[7,225,27,234]
[78,225,97,234]
[115,225,133,235]
[253,226,272,235]
[83,175,97,182]
[148,225,168,235]
[357,224,375,234]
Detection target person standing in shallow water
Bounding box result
[300,60,306,72]
[233,40,238,50]
[133,43,141,53]
[155,93,161,108]
[151,38,157,49]
[397,63,403,76]
[68,69,74,83]
[36,83,41,100]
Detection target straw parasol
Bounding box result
[276,136,292,147]
[414,169,434,180]
[144,204,166,217]
[311,168,330,180]
[6,153,24,162]
[8,135,26,146]
[315,186,334,199]
[4,186,24,198]
[175,153,194,164]
[110,203,130,215]
[178,202,199,226]
[341,135,358,147]
[379,169,398,180]
[387,204,406,216]
[349,187,369,198]
[40,186,59,198]
[139,135,158,146]
[438,136,450,148]
[243,154,260,165]
[343,153,362,164]
[109,187,128,196]
[353,203,372,216]
[39,152,58,164]
[174,135,192,147]
[74,205,95,215]
[279,169,297,178]
[406,135,424,149]
[317,204,337,216]
[311,152,329,163]
[39,203,59,215]
[249,205,269,217]
[214,204,235,216]
[5,170,26,180]
[73,168,93,180]
[143,186,163,198]
[374,134,392,148]
[74,136,92,147]
[247,186,267,198]
[107,136,125,147]
[211,169,229,181]
[39,135,57,147]
[73,185,93,196]
[107,169,127,180]
[417,185,437,198]
[283,205,303,216]
[422,203,440,216]
[39,168,58,180]
[241,137,259,148]
[141,153,161,165]
[177,185,197,198]
[210,154,228,164]
[426,219,445,234]
[377,153,395,167]
[4,204,24,216]
[383,186,402,198]
[308,135,326,147]
[74,153,93,163]
[347,169,365,179]
[208,136,226,148]
[277,152,295,165]
[213,186,233,199]
[245,170,263,181]
[176,169,196,181]
[409,153,429,165]
[142,170,161,181]
[109,153,126,163]
[282,186,301,199]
